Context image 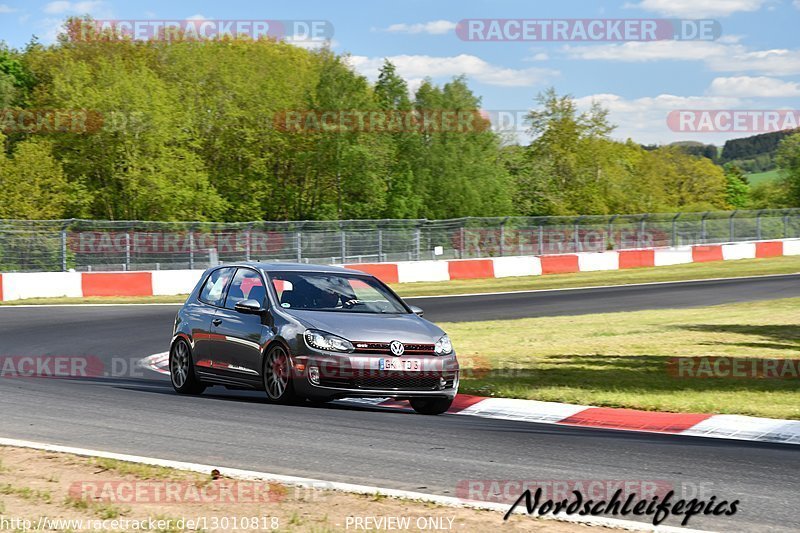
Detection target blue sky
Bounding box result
[2,0,799,145]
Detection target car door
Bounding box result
[193,266,236,378]
[209,267,270,382]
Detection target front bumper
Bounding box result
[291,352,459,400]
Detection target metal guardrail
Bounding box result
[0,209,798,272]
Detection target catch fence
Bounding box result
[0,209,798,272]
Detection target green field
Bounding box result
[746,168,781,186]
[448,297,800,419]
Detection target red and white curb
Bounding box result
[139,353,800,446]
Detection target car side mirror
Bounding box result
[409,305,424,317]
[234,299,265,314]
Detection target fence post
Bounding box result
[378,228,383,262]
[729,210,737,242]
[500,217,508,257]
[700,212,709,244]
[538,224,544,255]
[189,231,195,270]
[414,225,421,261]
[61,229,67,272]
[784,212,790,238]
[244,228,251,262]
[459,225,465,259]
[573,217,582,253]
[638,215,648,248]
[125,232,131,271]
[296,231,302,262]
[671,213,681,248]
[607,215,617,250]
[340,229,346,264]
[756,210,763,241]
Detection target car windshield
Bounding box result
[268,271,408,314]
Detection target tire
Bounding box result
[263,344,297,404]
[409,397,453,415]
[170,338,206,395]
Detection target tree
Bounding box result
[518,88,615,215]
[776,133,800,206]
[0,136,77,219]
[723,163,750,208]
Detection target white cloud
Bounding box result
[564,41,800,75]
[707,76,800,97]
[43,1,105,15]
[708,48,800,76]
[37,17,68,42]
[382,20,456,35]
[625,0,767,17]
[347,54,557,87]
[573,93,745,144]
[795,0,800,9]
[0,4,17,13]
[43,1,69,14]
[563,41,730,62]
[37,1,111,43]
[286,38,339,50]
[186,14,207,21]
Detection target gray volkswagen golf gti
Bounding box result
[169,263,459,414]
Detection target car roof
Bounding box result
[217,262,369,275]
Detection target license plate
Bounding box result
[379,358,421,371]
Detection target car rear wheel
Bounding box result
[263,345,297,403]
[170,338,206,395]
[409,397,453,415]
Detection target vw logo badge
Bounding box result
[389,340,405,356]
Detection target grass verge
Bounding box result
[1,255,799,305]
[447,297,800,420]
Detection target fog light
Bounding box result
[308,366,320,385]
[439,377,446,390]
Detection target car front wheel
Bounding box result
[409,397,453,415]
[263,344,297,403]
[170,338,206,395]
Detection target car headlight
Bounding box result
[304,329,354,353]
[434,334,453,355]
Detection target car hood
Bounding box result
[282,310,445,343]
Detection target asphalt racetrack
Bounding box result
[1,274,799,531]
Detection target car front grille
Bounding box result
[352,342,436,355]
[318,371,457,391]
[355,374,440,391]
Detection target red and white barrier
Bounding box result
[1,238,799,301]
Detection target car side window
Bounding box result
[224,268,266,309]
[198,267,235,307]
